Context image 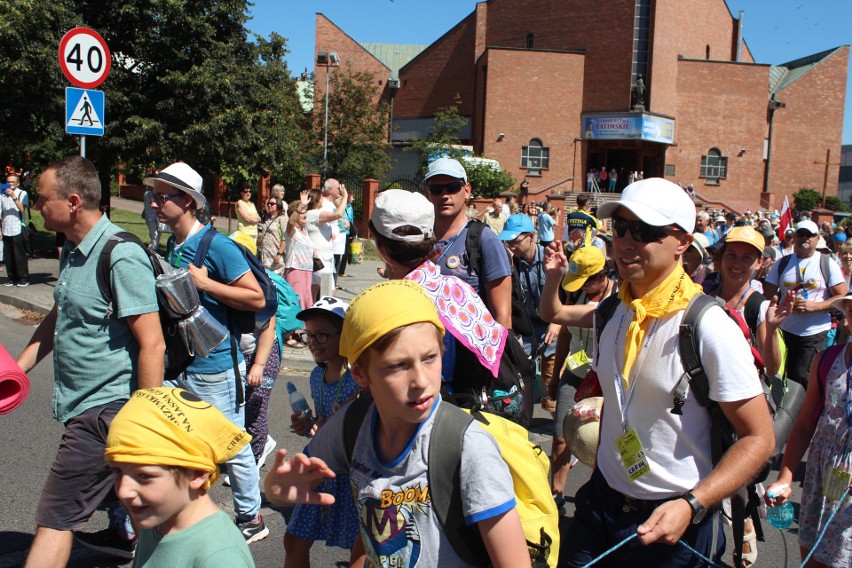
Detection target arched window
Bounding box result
[700,147,728,183]
[526,33,535,49]
[521,138,549,176]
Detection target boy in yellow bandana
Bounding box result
[560,178,775,567]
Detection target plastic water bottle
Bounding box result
[766,484,794,529]
[287,382,314,430]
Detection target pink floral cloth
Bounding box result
[405,260,507,377]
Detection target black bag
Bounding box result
[312,256,324,272]
[96,232,194,380]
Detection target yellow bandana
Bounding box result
[617,266,702,386]
[105,388,250,489]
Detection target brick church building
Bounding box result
[314,0,848,212]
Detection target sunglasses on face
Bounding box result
[611,215,679,243]
[426,181,465,196]
[266,202,277,207]
[152,192,184,205]
[795,230,816,239]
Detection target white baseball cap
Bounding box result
[424,157,468,182]
[144,162,207,209]
[795,220,819,236]
[296,296,348,321]
[597,178,696,233]
[370,189,434,242]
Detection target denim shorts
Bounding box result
[35,401,125,531]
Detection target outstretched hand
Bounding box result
[543,242,568,277]
[263,449,336,507]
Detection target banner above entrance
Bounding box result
[581,113,675,144]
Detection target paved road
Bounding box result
[0,299,811,567]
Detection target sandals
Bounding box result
[285,337,305,349]
[741,521,758,567]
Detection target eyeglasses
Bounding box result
[152,192,183,205]
[266,202,277,207]
[241,190,251,194]
[426,181,465,196]
[795,230,816,239]
[302,331,338,345]
[505,234,530,247]
[611,215,680,243]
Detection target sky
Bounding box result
[248,0,852,144]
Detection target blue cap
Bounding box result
[499,214,536,241]
[833,232,847,243]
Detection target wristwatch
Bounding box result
[681,491,707,524]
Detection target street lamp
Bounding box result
[316,51,340,175]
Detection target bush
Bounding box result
[793,187,851,213]
[465,161,515,198]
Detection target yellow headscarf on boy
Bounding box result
[340,280,445,365]
[105,388,250,489]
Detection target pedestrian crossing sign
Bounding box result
[65,87,104,136]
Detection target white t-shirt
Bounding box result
[306,208,334,273]
[593,303,764,499]
[307,399,515,567]
[765,252,845,336]
[0,188,27,236]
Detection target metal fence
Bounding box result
[381,176,424,194]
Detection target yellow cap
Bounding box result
[105,388,250,489]
[229,231,257,255]
[340,280,445,364]
[561,246,606,292]
[724,226,764,255]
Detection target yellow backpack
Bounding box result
[344,398,559,567]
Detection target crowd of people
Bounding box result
[7,155,851,568]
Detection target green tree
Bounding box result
[316,67,390,180]
[793,188,825,212]
[465,161,516,199]
[823,195,850,212]
[408,100,467,178]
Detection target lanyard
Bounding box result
[795,256,813,300]
[435,220,470,265]
[611,314,664,433]
[520,246,545,309]
[168,220,203,267]
[319,366,347,418]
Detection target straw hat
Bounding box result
[563,396,603,468]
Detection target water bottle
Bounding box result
[287,382,314,434]
[766,484,794,529]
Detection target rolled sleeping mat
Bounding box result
[0,342,30,414]
[771,379,806,457]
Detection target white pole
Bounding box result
[80,135,86,158]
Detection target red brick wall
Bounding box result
[650,0,750,117]
[477,48,586,194]
[314,14,390,107]
[767,47,849,201]
[672,58,769,208]
[394,13,478,119]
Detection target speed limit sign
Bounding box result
[58,27,111,88]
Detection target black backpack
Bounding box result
[96,232,194,381]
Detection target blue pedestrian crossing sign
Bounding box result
[65,87,104,136]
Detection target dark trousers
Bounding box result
[3,233,28,282]
[781,329,828,389]
[338,232,355,276]
[561,468,724,567]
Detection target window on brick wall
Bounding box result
[700,148,727,184]
[521,138,549,176]
[526,33,535,49]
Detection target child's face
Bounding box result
[352,322,442,429]
[304,316,343,365]
[110,462,199,535]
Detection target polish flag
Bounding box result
[777,196,793,239]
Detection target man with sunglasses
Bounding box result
[764,219,847,388]
[424,157,512,329]
[562,178,774,567]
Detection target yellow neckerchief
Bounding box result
[617,265,702,386]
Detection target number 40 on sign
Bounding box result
[58,27,111,89]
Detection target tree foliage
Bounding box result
[465,161,516,199]
[408,100,467,178]
[0,0,309,193]
[315,67,390,180]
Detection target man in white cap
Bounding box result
[146,162,270,544]
[763,218,847,388]
[423,157,512,329]
[561,178,774,567]
[17,156,165,565]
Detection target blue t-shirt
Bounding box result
[538,213,555,242]
[434,224,511,297]
[168,227,251,374]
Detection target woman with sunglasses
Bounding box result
[258,196,287,276]
[235,186,261,238]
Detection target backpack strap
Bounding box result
[192,224,218,268]
[817,343,845,398]
[671,294,721,415]
[593,295,621,365]
[96,231,146,314]
[343,393,375,465]
[820,253,831,291]
[464,220,485,278]
[775,254,792,293]
[427,403,482,564]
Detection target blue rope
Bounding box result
[581,533,638,567]
[799,485,851,567]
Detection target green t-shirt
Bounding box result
[134,511,254,567]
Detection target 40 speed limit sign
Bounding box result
[59,27,111,88]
